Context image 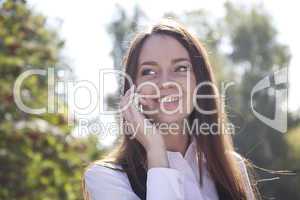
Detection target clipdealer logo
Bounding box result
[250,67,288,133]
[13,66,289,134]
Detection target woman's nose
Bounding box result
[157,72,173,89]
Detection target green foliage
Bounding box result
[0,0,102,199]
[286,125,300,166]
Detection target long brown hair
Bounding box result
[82,19,259,200]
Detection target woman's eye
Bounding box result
[175,65,190,72]
[141,68,155,76]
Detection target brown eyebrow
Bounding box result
[139,57,191,67]
[139,61,159,67]
[171,58,191,64]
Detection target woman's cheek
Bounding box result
[136,80,159,94]
[183,83,196,114]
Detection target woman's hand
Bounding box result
[120,84,169,168]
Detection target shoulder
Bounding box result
[225,151,251,183]
[227,151,256,200]
[87,160,124,172]
[84,161,137,199]
[226,151,249,171]
[226,151,249,176]
[84,161,128,185]
[227,151,246,162]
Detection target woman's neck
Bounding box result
[162,130,190,156]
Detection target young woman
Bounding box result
[82,19,258,200]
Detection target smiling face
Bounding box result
[135,34,197,124]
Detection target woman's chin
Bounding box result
[152,112,185,124]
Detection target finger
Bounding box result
[122,119,135,137]
[120,95,134,123]
[139,97,147,106]
[135,90,158,108]
[141,97,157,111]
[127,85,140,113]
[121,85,135,112]
[126,85,147,130]
[123,85,135,107]
[120,91,139,134]
[119,95,129,112]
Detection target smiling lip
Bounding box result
[151,94,182,111]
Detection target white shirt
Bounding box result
[84,137,254,200]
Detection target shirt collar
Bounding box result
[166,136,207,164]
[166,136,196,159]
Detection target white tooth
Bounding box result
[159,95,180,103]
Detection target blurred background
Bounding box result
[0,0,299,199]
